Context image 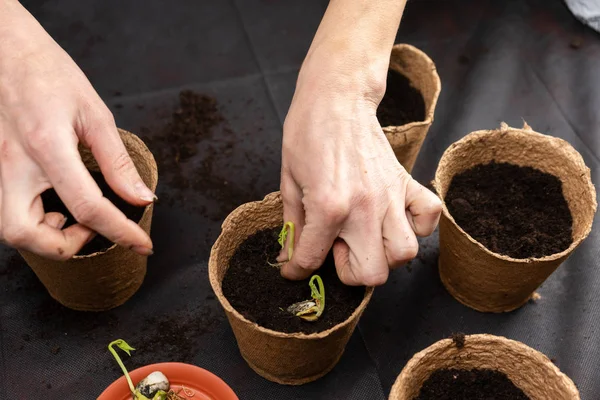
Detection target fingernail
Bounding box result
[131,245,154,256]
[135,182,157,202]
[56,216,68,230]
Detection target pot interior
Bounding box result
[389,45,440,123]
[396,335,578,400]
[435,127,596,249]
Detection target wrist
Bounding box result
[0,1,46,52]
[298,44,389,106]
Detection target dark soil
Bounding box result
[222,227,366,334]
[126,306,224,369]
[377,70,426,127]
[415,369,529,400]
[570,36,583,49]
[41,170,145,255]
[451,332,465,349]
[446,162,573,259]
[139,90,258,220]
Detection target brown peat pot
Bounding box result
[209,192,374,385]
[434,122,596,312]
[382,43,441,173]
[389,334,579,400]
[19,129,158,311]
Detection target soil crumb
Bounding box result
[140,90,258,220]
[451,332,466,349]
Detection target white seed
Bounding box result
[135,371,170,398]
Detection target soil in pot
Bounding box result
[415,368,529,400]
[41,170,145,255]
[446,161,573,258]
[221,227,365,334]
[377,70,426,127]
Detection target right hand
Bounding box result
[0,0,155,260]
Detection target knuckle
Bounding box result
[24,128,54,155]
[318,195,350,224]
[294,253,322,272]
[92,105,116,127]
[3,224,31,246]
[71,198,101,225]
[102,109,116,125]
[390,242,419,264]
[428,195,443,215]
[112,151,135,174]
[361,272,388,287]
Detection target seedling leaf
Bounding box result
[108,339,136,394]
[309,275,325,318]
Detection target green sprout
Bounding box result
[268,221,295,268]
[108,339,169,400]
[286,275,326,321]
[108,339,136,394]
[278,221,295,261]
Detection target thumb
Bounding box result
[405,178,442,237]
[80,111,156,207]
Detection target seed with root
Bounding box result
[287,300,320,321]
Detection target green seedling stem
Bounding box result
[309,275,325,318]
[108,339,136,394]
[268,222,296,268]
[287,274,326,321]
[279,221,295,261]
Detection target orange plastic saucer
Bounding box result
[98,362,238,400]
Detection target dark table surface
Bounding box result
[1,0,599,399]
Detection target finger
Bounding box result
[382,202,419,269]
[278,172,305,262]
[26,128,153,255]
[280,190,343,280]
[281,217,338,280]
[2,175,94,260]
[79,111,155,206]
[332,238,351,277]
[336,218,389,286]
[6,221,93,260]
[44,212,68,230]
[405,178,442,237]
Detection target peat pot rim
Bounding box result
[209,191,375,340]
[381,43,441,131]
[391,333,579,398]
[73,129,158,259]
[433,124,597,265]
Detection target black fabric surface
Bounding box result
[1,0,599,399]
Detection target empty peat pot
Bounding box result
[380,43,441,173]
[18,129,158,312]
[209,192,374,385]
[433,122,596,312]
[389,334,579,400]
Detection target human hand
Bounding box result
[279,73,441,286]
[278,0,441,285]
[0,1,154,260]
